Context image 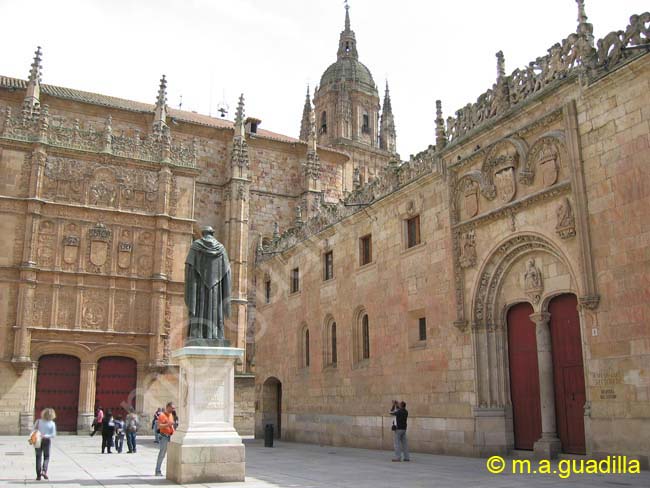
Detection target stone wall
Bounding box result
[254,44,650,461]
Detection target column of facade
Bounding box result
[77,362,97,431]
[19,362,38,434]
[530,312,561,458]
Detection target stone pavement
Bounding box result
[0,435,648,487]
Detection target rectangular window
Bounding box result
[359,234,372,266]
[418,317,427,341]
[406,215,421,248]
[362,113,370,134]
[264,279,271,304]
[291,267,300,294]
[323,251,334,281]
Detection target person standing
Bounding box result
[390,401,410,462]
[90,405,103,437]
[101,410,115,454]
[125,409,139,453]
[152,407,162,444]
[155,402,176,476]
[114,415,125,453]
[33,408,57,480]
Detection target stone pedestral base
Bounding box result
[166,346,245,484]
[534,434,562,459]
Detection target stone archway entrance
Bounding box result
[95,356,137,419]
[549,294,586,454]
[262,377,282,439]
[34,355,80,432]
[507,302,542,450]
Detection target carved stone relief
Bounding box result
[135,231,154,277]
[495,166,516,203]
[36,220,56,268]
[42,156,159,212]
[523,258,544,305]
[113,291,131,331]
[82,289,106,330]
[134,293,151,333]
[56,288,77,328]
[31,286,52,326]
[459,230,477,268]
[556,197,576,239]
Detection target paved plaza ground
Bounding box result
[0,435,648,487]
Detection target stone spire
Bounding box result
[337,2,358,60]
[575,0,595,58]
[299,85,312,142]
[230,93,249,174]
[153,74,168,134]
[23,46,43,117]
[379,81,396,154]
[234,93,246,138]
[435,100,447,151]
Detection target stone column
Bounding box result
[530,312,561,458]
[77,362,97,432]
[19,362,38,434]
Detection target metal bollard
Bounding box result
[264,423,274,447]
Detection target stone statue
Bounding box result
[184,226,231,346]
[523,258,543,304]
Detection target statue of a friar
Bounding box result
[184,226,231,346]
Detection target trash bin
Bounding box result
[264,423,274,447]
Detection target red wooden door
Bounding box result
[95,357,137,419]
[507,302,542,450]
[34,355,80,432]
[549,294,586,454]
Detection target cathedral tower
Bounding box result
[310,4,397,189]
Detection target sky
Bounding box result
[0,0,647,158]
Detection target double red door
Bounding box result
[507,303,542,450]
[34,355,80,431]
[549,294,586,454]
[95,357,137,420]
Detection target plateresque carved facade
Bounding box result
[0,8,395,434]
[255,6,650,463]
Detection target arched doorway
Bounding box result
[34,355,80,432]
[262,377,282,439]
[549,294,586,454]
[507,302,542,450]
[95,357,137,419]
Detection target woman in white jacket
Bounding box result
[33,408,57,480]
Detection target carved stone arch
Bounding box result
[481,137,528,200]
[31,342,90,362]
[470,232,580,409]
[89,345,148,365]
[472,232,579,331]
[523,131,568,187]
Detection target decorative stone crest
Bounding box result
[118,241,133,269]
[537,142,560,187]
[88,223,111,268]
[62,235,80,265]
[556,197,576,239]
[523,258,544,304]
[495,166,516,203]
[459,230,477,268]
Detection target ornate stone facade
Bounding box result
[255,8,650,463]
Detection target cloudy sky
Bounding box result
[0,0,646,157]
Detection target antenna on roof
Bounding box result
[217,89,229,118]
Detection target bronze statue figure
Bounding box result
[184,226,231,346]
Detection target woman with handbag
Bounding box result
[31,408,57,480]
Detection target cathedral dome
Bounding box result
[319,58,377,96]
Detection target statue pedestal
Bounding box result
[166,346,245,484]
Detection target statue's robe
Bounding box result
[184,236,231,340]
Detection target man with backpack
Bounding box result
[125,409,139,453]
